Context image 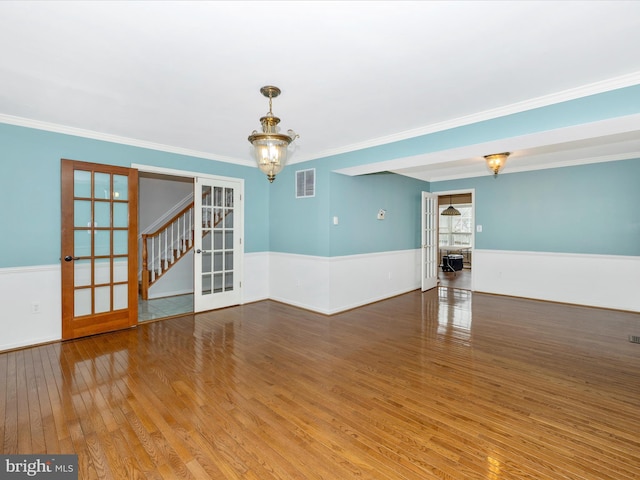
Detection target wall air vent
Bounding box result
[629,335,640,344]
[296,168,315,198]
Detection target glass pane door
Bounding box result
[194,177,242,312]
[61,160,138,339]
[421,191,438,291]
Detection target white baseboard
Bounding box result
[147,288,194,300]
[473,249,640,312]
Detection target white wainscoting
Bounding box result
[269,252,332,313]
[0,265,62,351]
[0,254,272,352]
[243,252,270,304]
[269,249,422,315]
[4,249,637,352]
[473,249,640,312]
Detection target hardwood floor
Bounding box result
[438,267,472,290]
[2,288,640,479]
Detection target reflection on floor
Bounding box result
[139,293,194,322]
[438,267,471,290]
[138,270,470,323]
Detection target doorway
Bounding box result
[435,189,474,290]
[136,165,244,321]
[138,171,194,321]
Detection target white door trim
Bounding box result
[133,163,245,311]
[432,188,475,291]
[132,163,241,183]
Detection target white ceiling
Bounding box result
[1,1,640,181]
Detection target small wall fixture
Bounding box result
[484,152,510,177]
[248,86,299,183]
[441,196,461,216]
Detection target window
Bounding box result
[439,204,472,247]
[296,169,315,198]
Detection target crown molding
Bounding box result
[291,71,640,163]
[0,113,254,167]
[2,71,639,168]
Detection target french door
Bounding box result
[193,177,243,312]
[421,191,438,291]
[61,160,138,339]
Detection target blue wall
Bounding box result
[266,83,640,259]
[0,124,270,268]
[328,172,429,256]
[268,159,430,257]
[268,158,332,256]
[431,158,640,256]
[2,83,640,269]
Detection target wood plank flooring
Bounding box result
[2,288,640,479]
[438,267,471,290]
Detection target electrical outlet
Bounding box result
[31,302,41,314]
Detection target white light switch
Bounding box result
[333,216,339,225]
[476,225,483,233]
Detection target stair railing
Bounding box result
[139,189,232,300]
[141,203,194,300]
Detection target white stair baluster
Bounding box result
[189,208,193,247]
[161,232,165,271]
[170,222,175,263]
[176,217,181,258]
[150,239,155,282]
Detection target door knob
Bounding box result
[195,249,202,254]
[63,255,79,262]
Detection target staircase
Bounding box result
[140,189,232,300]
[140,201,195,300]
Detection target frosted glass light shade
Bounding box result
[485,152,511,176]
[251,137,290,182]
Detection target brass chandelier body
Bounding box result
[248,86,299,183]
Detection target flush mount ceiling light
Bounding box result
[441,195,461,216]
[248,86,299,183]
[484,152,511,177]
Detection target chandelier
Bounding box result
[248,86,299,183]
[484,152,510,177]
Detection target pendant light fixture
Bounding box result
[441,195,461,216]
[248,85,299,183]
[484,152,510,177]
